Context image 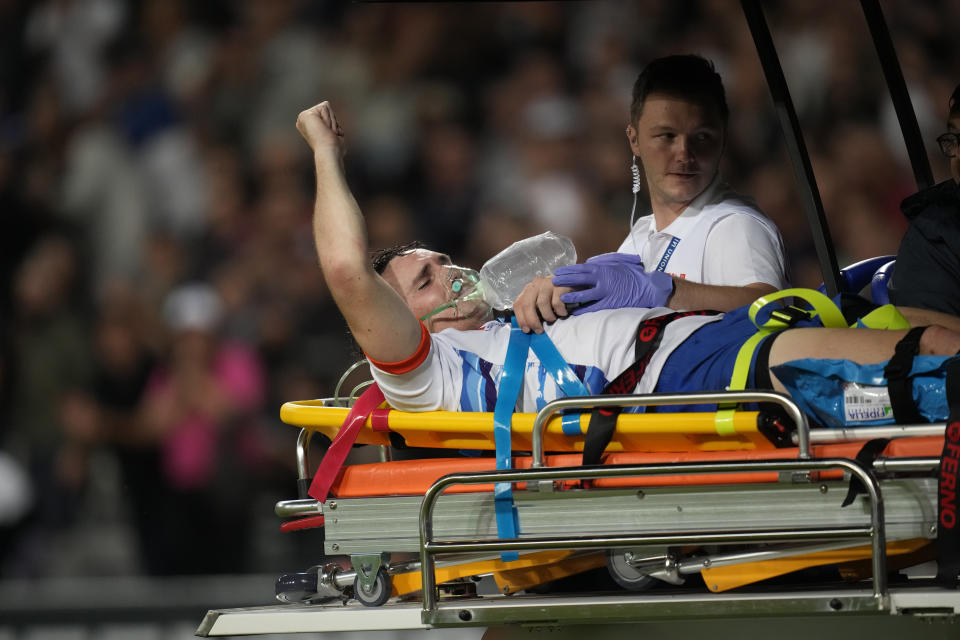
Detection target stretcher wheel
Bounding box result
[275,569,319,603]
[275,565,343,603]
[354,568,391,606]
[606,549,657,591]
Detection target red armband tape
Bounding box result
[366,321,431,375]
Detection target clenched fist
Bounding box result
[296,101,346,160]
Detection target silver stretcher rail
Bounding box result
[530,390,812,466]
[418,456,887,626]
[317,473,934,555]
[804,423,946,444]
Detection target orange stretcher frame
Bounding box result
[323,436,944,498]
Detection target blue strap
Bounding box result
[561,413,582,436]
[655,236,681,272]
[492,322,591,561]
[529,332,590,397]
[530,331,589,436]
[492,318,530,561]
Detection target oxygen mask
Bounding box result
[420,265,491,325]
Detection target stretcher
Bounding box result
[252,386,955,623]
[192,0,960,633]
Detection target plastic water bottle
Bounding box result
[479,231,578,310]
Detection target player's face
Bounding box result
[381,249,491,332]
[948,113,960,184]
[627,93,724,216]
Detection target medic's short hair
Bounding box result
[630,54,729,127]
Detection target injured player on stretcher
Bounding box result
[297,99,960,426]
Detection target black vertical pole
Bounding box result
[741,0,842,297]
[860,0,934,191]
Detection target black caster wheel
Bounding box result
[606,549,658,591]
[276,565,343,603]
[276,569,320,603]
[354,567,391,607]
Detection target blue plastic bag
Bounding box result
[770,355,958,427]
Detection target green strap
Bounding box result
[746,288,848,330]
[728,330,772,395]
[729,288,848,394]
[717,287,903,433]
[714,408,737,435]
[857,304,910,330]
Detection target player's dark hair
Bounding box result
[371,240,425,274]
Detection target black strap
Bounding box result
[581,310,718,466]
[936,359,960,587]
[837,292,882,325]
[840,438,890,508]
[883,326,928,424]
[752,331,780,391]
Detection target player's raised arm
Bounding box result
[296,101,422,363]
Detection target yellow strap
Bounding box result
[713,408,737,435]
[857,303,910,330]
[728,330,772,394]
[728,288,847,391]
[718,327,771,430]
[721,288,907,433]
[747,287,848,329]
[728,288,849,397]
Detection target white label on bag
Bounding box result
[842,382,893,423]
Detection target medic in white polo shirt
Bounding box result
[616,174,784,294]
[513,55,787,333]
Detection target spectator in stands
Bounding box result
[138,283,268,574]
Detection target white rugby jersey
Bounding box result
[618,177,787,289]
[371,308,723,413]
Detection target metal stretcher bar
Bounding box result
[316,477,935,556]
[281,399,771,452]
[805,423,946,443]
[417,457,890,624]
[528,391,809,465]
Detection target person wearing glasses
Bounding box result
[888,84,960,315]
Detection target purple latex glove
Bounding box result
[552,252,674,314]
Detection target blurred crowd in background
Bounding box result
[0,0,957,580]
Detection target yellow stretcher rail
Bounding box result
[280,400,776,452]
